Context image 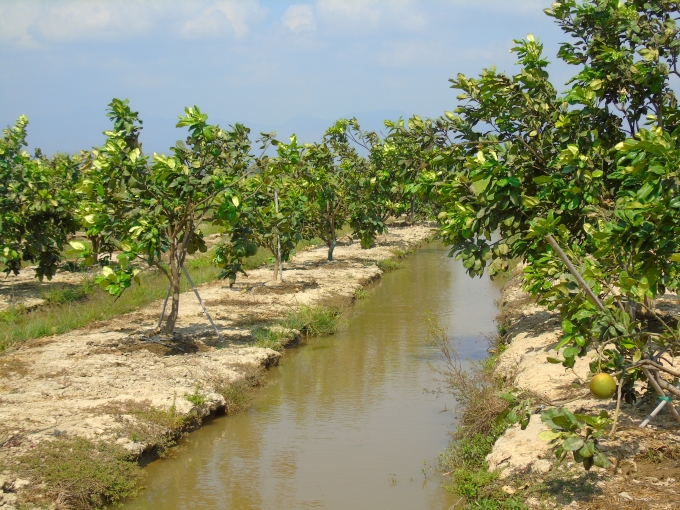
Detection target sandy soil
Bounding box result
[489,270,680,509]
[0,224,435,509]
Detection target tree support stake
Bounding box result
[157,285,171,329]
[274,189,283,282]
[640,367,680,425]
[545,234,606,312]
[182,265,224,342]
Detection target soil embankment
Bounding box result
[489,271,680,509]
[0,224,434,509]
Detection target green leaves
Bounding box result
[0,117,80,280]
[94,263,141,296]
[425,0,680,438]
[562,436,584,452]
[81,99,271,332]
[495,391,532,430]
[540,408,611,471]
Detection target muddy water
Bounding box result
[123,242,500,510]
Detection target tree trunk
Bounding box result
[88,235,100,264]
[272,257,280,282]
[327,215,336,261]
[162,259,182,334]
[410,197,415,224]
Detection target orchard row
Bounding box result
[3,0,680,464]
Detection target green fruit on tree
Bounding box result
[589,373,617,399]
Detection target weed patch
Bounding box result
[283,305,343,337]
[208,366,263,415]
[354,288,368,300]
[0,305,26,324]
[251,326,298,351]
[376,258,404,272]
[184,387,208,407]
[439,425,528,509]
[95,399,192,456]
[16,436,142,509]
[429,314,531,509]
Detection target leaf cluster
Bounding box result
[539,407,611,471]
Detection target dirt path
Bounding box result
[489,271,680,509]
[0,224,434,508]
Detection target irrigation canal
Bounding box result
[122,242,501,509]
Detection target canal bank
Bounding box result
[121,242,501,510]
[447,269,680,509]
[0,225,441,509]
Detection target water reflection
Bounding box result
[122,243,500,510]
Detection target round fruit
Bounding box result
[590,373,617,399]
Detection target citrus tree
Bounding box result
[0,116,80,280]
[383,116,442,223]
[327,119,388,249]
[77,99,142,265]
[82,99,269,333]
[215,136,308,282]
[297,119,398,259]
[297,122,355,261]
[414,0,680,467]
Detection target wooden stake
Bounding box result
[275,189,283,282]
[181,264,223,342]
[157,285,171,329]
[545,234,606,312]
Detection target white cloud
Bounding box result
[0,0,268,47]
[282,4,316,33]
[379,39,442,68]
[180,1,267,39]
[0,1,157,47]
[314,0,427,35]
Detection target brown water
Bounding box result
[122,243,500,510]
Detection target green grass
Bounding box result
[184,386,208,407]
[242,248,275,270]
[376,258,404,272]
[196,221,226,237]
[97,399,193,456]
[354,288,369,299]
[40,278,95,305]
[282,304,343,336]
[251,326,297,351]
[17,436,142,509]
[249,304,344,351]
[0,246,281,353]
[291,236,324,254]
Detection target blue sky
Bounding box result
[0,0,572,155]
